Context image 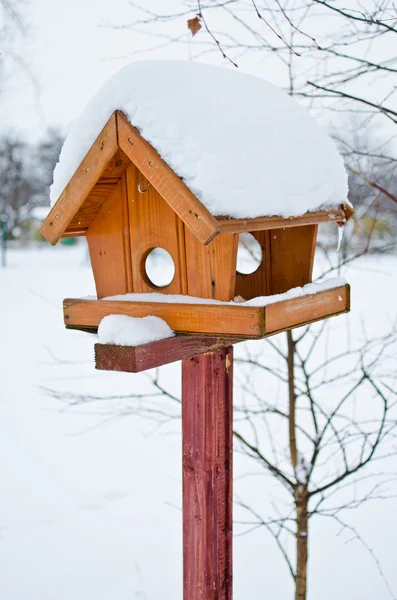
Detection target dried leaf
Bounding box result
[187,16,202,37]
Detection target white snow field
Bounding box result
[50,60,348,218]
[1,242,396,600]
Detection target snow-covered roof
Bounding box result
[51,60,348,219]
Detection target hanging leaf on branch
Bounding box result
[187,15,202,37]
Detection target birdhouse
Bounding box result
[40,62,352,356]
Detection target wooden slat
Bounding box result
[125,164,188,295]
[66,183,116,231]
[116,111,220,245]
[86,174,133,298]
[63,299,265,338]
[65,150,131,232]
[265,284,350,334]
[217,208,348,234]
[63,284,350,338]
[95,336,239,373]
[40,114,118,245]
[184,229,238,301]
[269,225,318,294]
[61,229,87,238]
[182,348,233,600]
[235,230,272,300]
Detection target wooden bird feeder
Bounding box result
[41,111,351,351]
[41,107,352,600]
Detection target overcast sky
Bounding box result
[2,0,296,139]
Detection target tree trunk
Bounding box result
[295,485,309,600]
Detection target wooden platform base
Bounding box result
[65,284,350,340]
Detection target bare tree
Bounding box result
[45,231,397,600]
[0,129,63,232]
[113,0,397,208]
[0,0,27,88]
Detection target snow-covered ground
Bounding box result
[0,242,396,599]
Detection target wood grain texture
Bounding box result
[125,163,188,295]
[184,229,238,301]
[235,225,317,300]
[182,347,233,600]
[86,174,133,298]
[63,285,350,338]
[116,111,220,245]
[217,208,348,234]
[265,284,350,334]
[95,336,240,372]
[63,299,265,338]
[235,230,272,300]
[268,225,318,294]
[40,114,118,245]
[66,150,131,232]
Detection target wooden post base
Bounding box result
[182,347,233,600]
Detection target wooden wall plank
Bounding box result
[40,114,118,245]
[235,230,272,300]
[86,174,133,298]
[269,225,318,294]
[126,164,188,295]
[117,111,220,245]
[184,229,238,301]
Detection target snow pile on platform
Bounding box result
[244,278,347,307]
[98,315,175,346]
[103,277,346,307]
[51,60,348,218]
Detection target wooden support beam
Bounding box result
[182,347,233,600]
[63,284,350,338]
[95,335,240,373]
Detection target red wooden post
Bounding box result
[182,346,233,600]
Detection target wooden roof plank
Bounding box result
[116,111,220,246]
[40,114,119,245]
[217,207,351,234]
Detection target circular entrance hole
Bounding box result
[236,233,263,275]
[144,248,175,288]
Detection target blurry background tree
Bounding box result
[0,129,63,239]
[0,1,64,241]
[0,0,28,89]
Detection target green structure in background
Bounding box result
[1,216,7,268]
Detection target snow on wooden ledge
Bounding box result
[101,278,347,307]
[63,279,350,340]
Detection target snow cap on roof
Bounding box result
[51,60,348,219]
